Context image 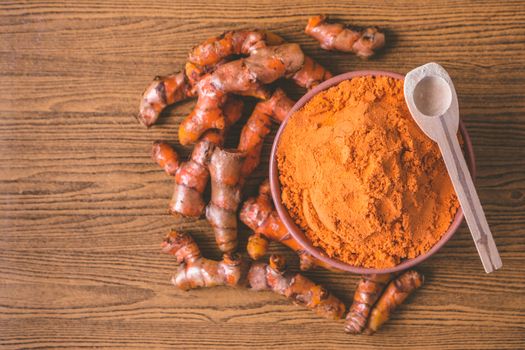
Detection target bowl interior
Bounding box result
[269,70,476,274]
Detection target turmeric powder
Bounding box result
[276,76,459,269]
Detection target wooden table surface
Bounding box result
[1,1,524,349]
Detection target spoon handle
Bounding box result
[437,118,502,273]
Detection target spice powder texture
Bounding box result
[276,76,459,268]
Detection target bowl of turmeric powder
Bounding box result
[270,70,475,274]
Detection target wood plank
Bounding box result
[1,0,524,348]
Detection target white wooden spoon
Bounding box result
[404,62,502,273]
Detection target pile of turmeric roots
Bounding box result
[138,15,423,335]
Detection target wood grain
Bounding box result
[1,0,524,349]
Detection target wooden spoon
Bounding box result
[404,62,502,273]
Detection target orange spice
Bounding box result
[276,76,459,268]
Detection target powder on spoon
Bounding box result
[276,76,459,268]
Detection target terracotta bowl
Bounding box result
[269,70,476,274]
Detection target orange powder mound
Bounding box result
[276,76,459,268]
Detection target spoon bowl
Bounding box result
[404,62,459,141]
[413,76,452,117]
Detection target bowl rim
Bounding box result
[269,70,476,274]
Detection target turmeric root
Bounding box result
[179,43,303,145]
[206,148,246,252]
[152,96,243,218]
[178,74,229,146]
[188,29,286,69]
[138,61,241,130]
[344,273,394,334]
[162,230,345,320]
[184,61,212,89]
[185,30,286,86]
[240,179,334,271]
[291,55,333,90]
[180,43,330,145]
[152,91,244,176]
[139,30,289,132]
[168,134,220,217]
[305,15,385,58]
[152,141,180,177]
[161,229,248,290]
[365,270,424,334]
[221,94,245,132]
[238,88,295,179]
[249,254,345,320]
[188,30,329,90]
[151,134,217,217]
[209,43,304,93]
[188,30,267,68]
[138,72,194,127]
[178,76,266,146]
